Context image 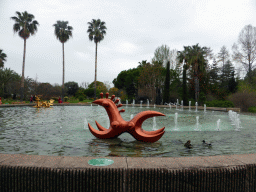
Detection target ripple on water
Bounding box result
[0,106,256,157]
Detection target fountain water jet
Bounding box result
[189,101,191,111]
[195,116,199,131]
[216,119,220,131]
[195,102,198,112]
[84,118,88,130]
[147,99,149,108]
[140,100,143,108]
[229,110,241,129]
[126,100,128,108]
[153,117,157,130]
[204,104,206,113]
[174,112,178,130]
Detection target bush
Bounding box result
[84,88,100,98]
[78,96,84,101]
[188,98,195,106]
[51,97,59,101]
[64,96,69,102]
[248,106,256,113]
[75,89,86,99]
[205,100,235,108]
[199,92,206,105]
[228,91,256,112]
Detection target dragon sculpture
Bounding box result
[88,92,165,143]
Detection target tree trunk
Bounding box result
[182,65,188,106]
[163,61,170,104]
[94,42,98,100]
[62,43,65,101]
[195,76,199,103]
[20,38,26,101]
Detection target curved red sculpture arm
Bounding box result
[88,93,166,143]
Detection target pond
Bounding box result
[0,105,255,157]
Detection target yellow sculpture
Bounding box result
[33,96,54,108]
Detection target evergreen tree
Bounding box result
[228,71,238,93]
[220,60,235,89]
[163,61,170,104]
[209,58,220,85]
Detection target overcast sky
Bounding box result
[1,0,256,87]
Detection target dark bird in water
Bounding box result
[184,140,192,149]
[202,140,212,146]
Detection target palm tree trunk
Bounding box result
[62,43,65,102]
[20,38,26,101]
[94,42,98,100]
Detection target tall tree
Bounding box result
[228,71,238,93]
[217,46,229,74]
[113,67,141,100]
[178,44,212,103]
[87,19,107,100]
[152,45,170,67]
[177,46,190,106]
[64,81,79,96]
[232,24,256,84]
[53,21,73,101]
[0,68,20,97]
[10,11,39,101]
[208,57,220,85]
[138,61,165,104]
[163,61,170,104]
[169,49,179,70]
[0,49,7,68]
[221,60,235,89]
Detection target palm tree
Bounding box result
[87,19,107,100]
[0,49,7,68]
[53,21,73,101]
[10,11,39,101]
[178,44,210,103]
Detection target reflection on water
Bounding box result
[0,106,256,157]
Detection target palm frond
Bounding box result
[11,11,39,39]
[13,23,20,32]
[53,20,73,43]
[87,18,107,43]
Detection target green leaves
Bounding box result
[10,11,39,39]
[87,19,107,44]
[0,49,7,68]
[53,21,73,43]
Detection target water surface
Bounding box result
[0,106,255,157]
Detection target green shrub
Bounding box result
[248,106,256,113]
[78,96,84,101]
[205,100,235,108]
[199,92,206,105]
[51,97,59,101]
[84,88,100,98]
[64,96,69,102]
[188,98,195,106]
[75,89,86,99]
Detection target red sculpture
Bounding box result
[88,93,165,143]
